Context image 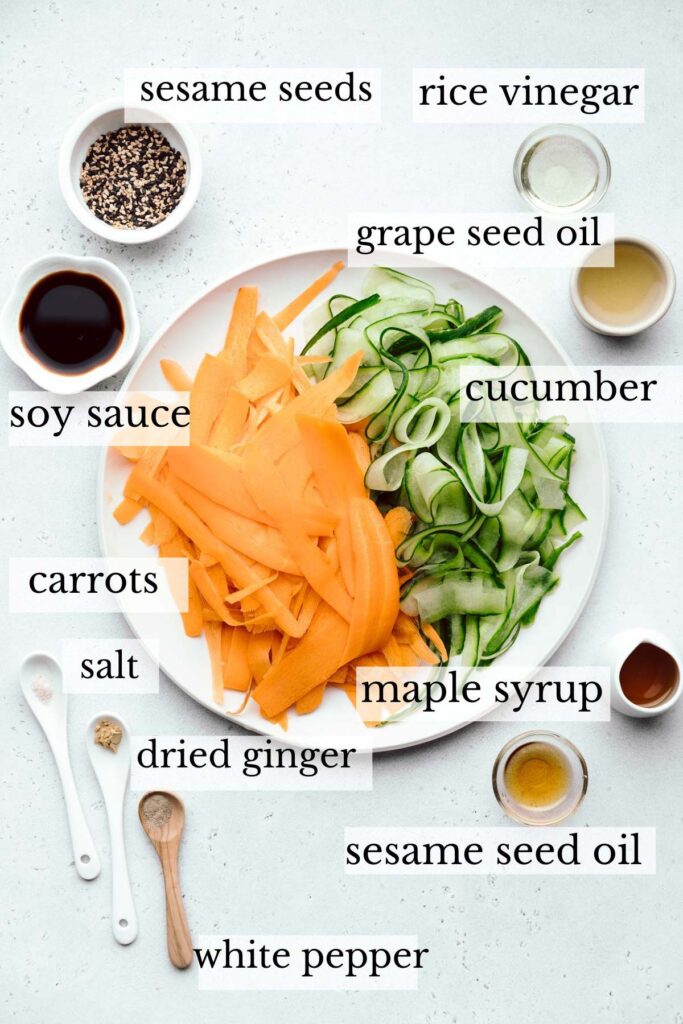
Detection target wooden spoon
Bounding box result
[138,791,193,968]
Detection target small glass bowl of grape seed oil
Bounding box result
[492,731,588,825]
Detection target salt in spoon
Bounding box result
[20,652,100,880]
[138,791,193,968]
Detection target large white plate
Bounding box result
[98,248,609,752]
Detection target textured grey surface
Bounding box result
[1,0,682,1021]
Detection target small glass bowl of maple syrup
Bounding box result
[0,253,139,394]
[492,730,588,825]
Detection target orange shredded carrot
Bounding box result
[208,389,250,449]
[189,355,235,445]
[113,496,144,525]
[343,496,400,662]
[296,414,366,596]
[253,603,349,718]
[295,683,326,715]
[171,476,299,574]
[236,352,293,402]
[226,572,278,604]
[133,472,303,637]
[139,521,155,545]
[189,562,243,627]
[347,432,371,478]
[222,627,251,692]
[421,622,448,662]
[220,285,258,381]
[205,622,224,704]
[384,506,414,549]
[115,445,146,461]
[148,504,177,545]
[243,443,353,621]
[249,350,363,462]
[298,354,332,366]
[247,631,276,682]
[112,264,444,726]
[273,261,344,330]
[160,359,192,392]
[254,313,311,393]
[167,444,336,536]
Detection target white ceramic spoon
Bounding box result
[86,711,138,945]
[20,652,101,881]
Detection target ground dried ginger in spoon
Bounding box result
[94,718,123,753]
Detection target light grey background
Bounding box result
[1,1,681,1021]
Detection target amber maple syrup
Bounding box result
[619,642,679,707]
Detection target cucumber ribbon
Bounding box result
[304,267,585,669]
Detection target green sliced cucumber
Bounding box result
[301,267,585,693]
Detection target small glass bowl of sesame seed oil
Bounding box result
[59,98,202,244]
[492,730,588,825]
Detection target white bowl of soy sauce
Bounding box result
[0,253,140,394]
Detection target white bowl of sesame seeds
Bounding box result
[59,98,202,244]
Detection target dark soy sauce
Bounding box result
[20,271,123,375]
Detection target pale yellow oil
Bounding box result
[578,242,666,327]
[503,741,571,809]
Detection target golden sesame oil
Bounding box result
[503,740,571,809]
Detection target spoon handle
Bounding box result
[51,737,101,881]
[159,841,193,968]
[108,805,138,945]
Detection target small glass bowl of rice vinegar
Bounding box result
[492,731,588,825]
[514,124,611,215]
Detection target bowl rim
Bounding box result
[58,96,202,245]
[0,252,140,394]
[570,234,677,336]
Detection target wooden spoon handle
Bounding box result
[159,842,193,969]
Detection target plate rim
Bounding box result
[97,245,610,753]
